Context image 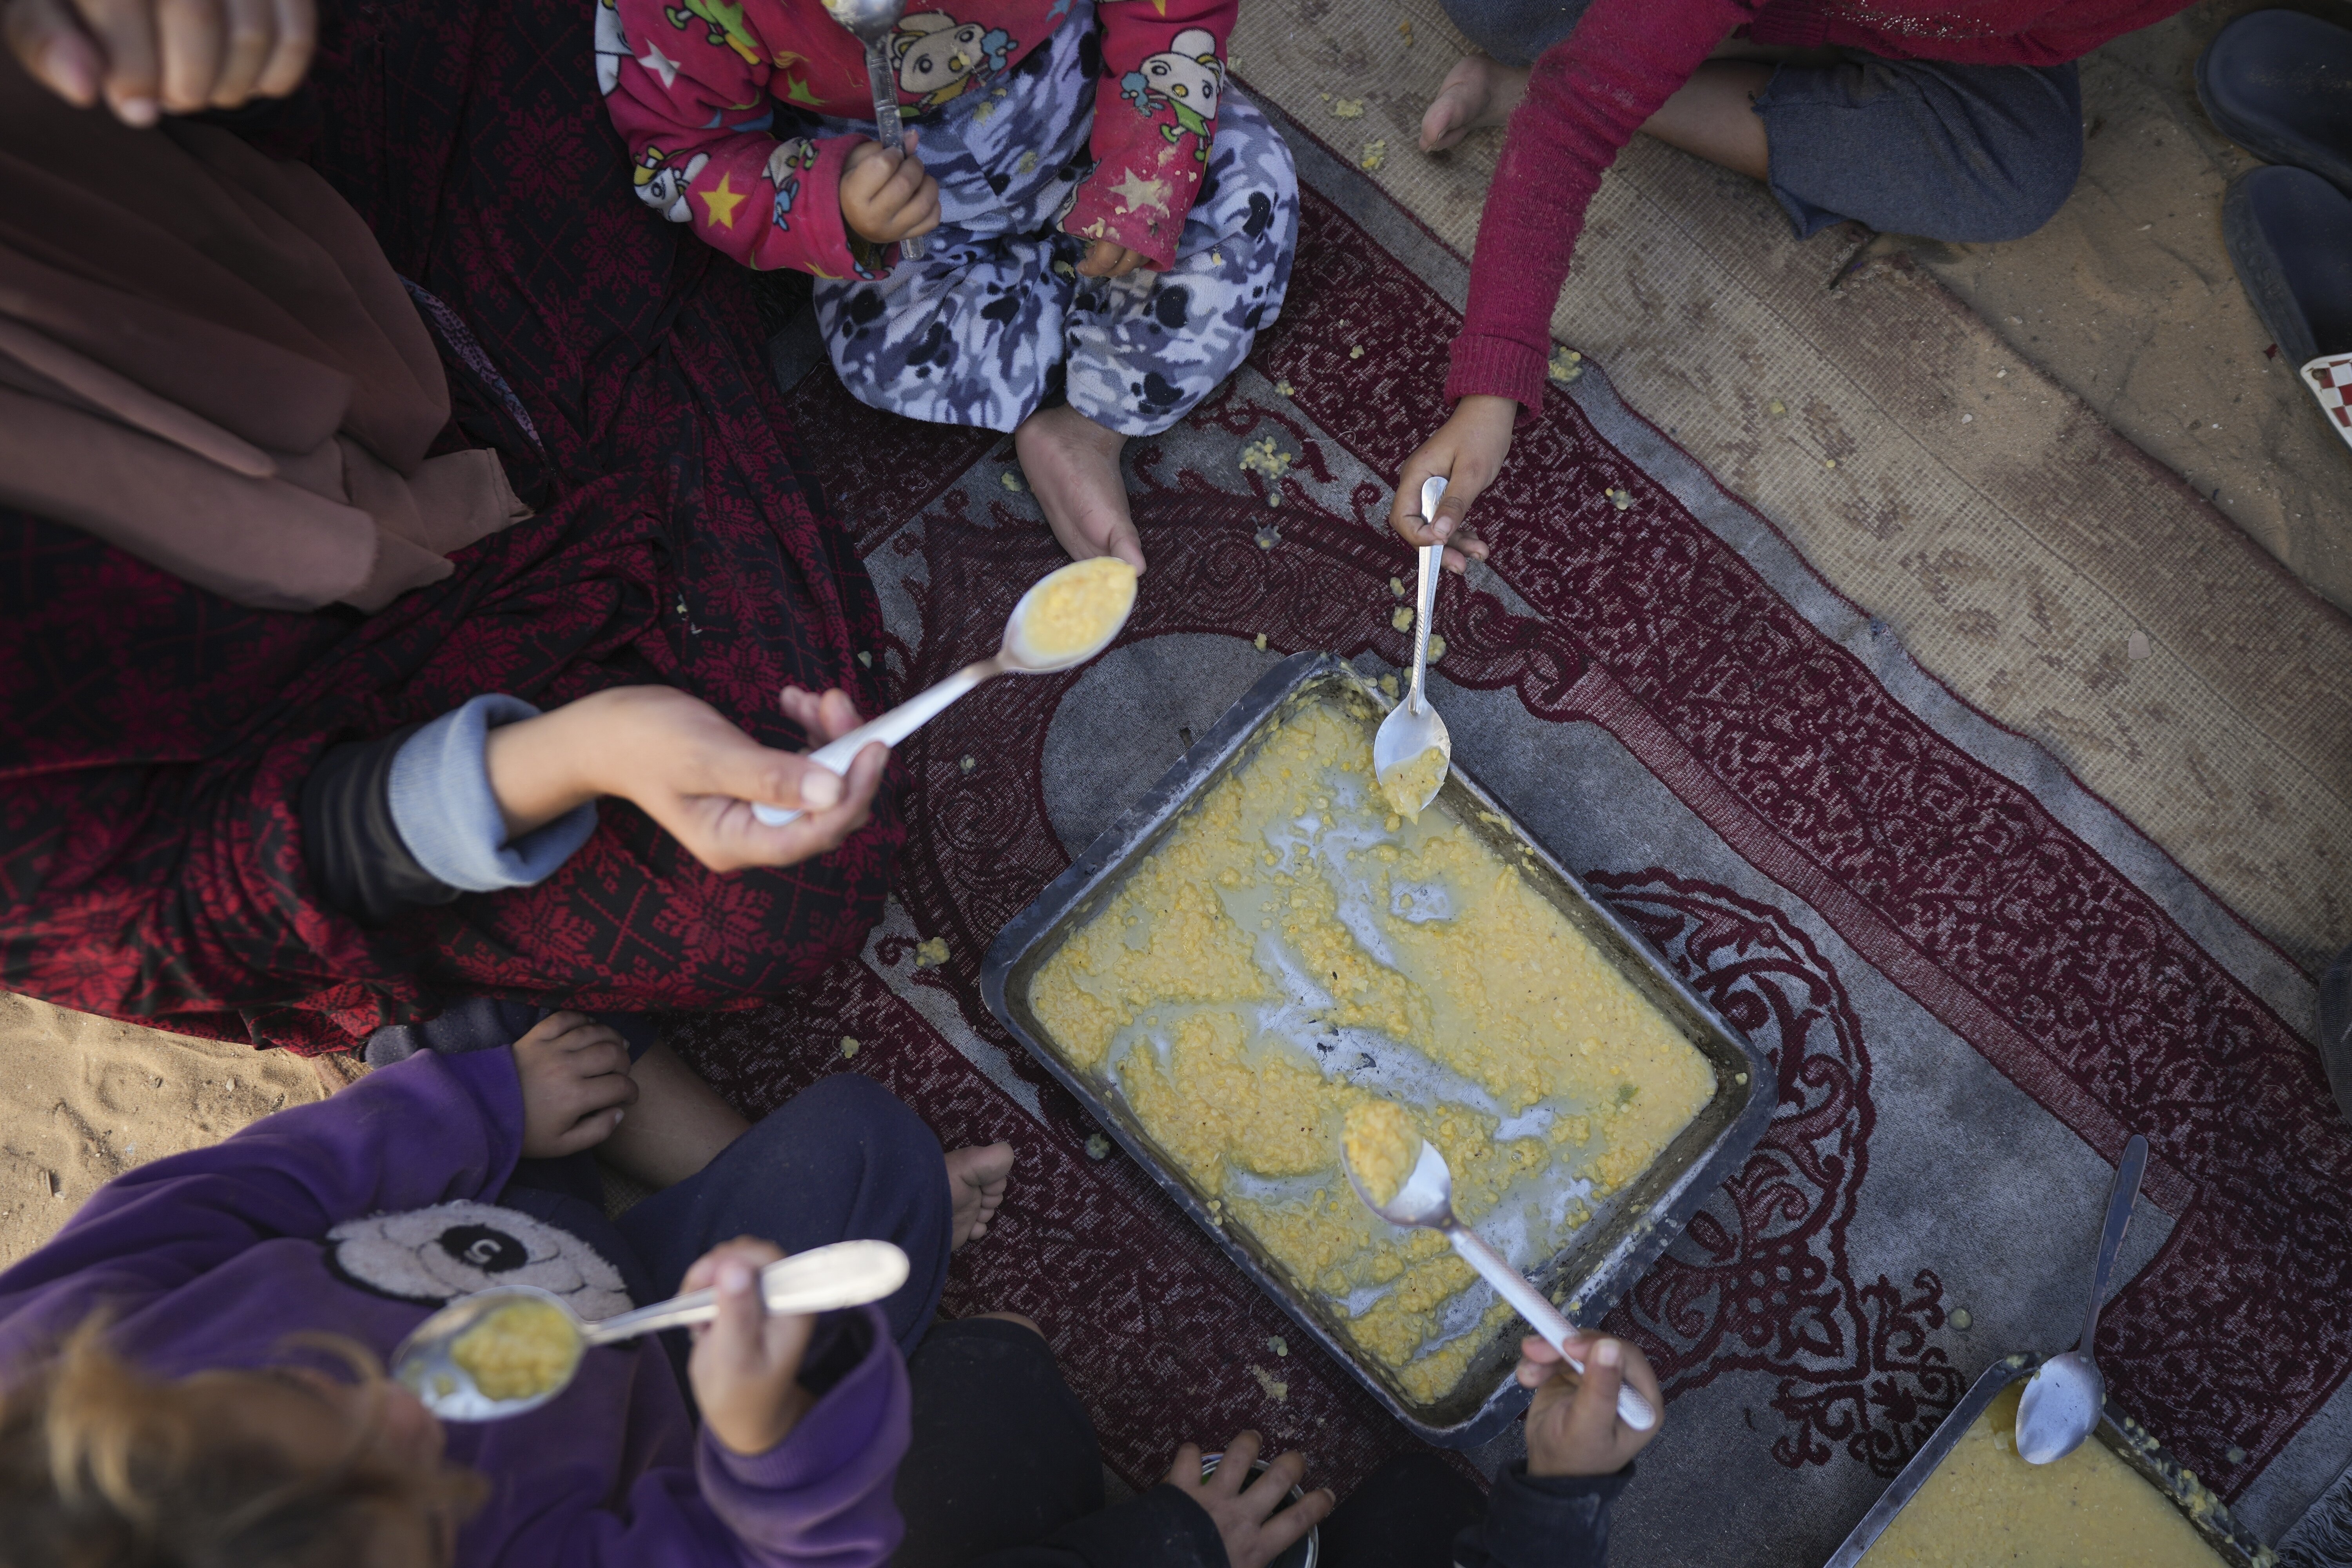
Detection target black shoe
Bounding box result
[2222,165,2352,367]
[2198,10,2352,196]
[2318,942,2352,1122]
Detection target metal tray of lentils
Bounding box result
[1820,1353,2274,1567]
[980,652,1773,1447]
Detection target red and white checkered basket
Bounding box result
[2303,353,2352,452]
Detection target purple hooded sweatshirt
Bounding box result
[0,1047,909,1568]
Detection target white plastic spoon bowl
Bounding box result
[751,558,1136,827]
[1345,1133,1656,1432]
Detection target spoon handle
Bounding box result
[862,41,926,260]
[2078,1134,2148,1356]
[1408,475,1445,715]
[750,656,1003,826]
[580,1240,911,1344]
[1444,1226,1658,1432]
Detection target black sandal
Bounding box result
[2221,167,2352,447]
[2197,9,2352,196]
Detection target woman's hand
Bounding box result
[481,684,888,875]
[684,1238,817,1456]
[4,0,314,124]
[1390,394,1517,573]
[840,131,940,245]
[1159,1431,1334,1568]
[1517,1332,1665,1477]
[512,1011,639,1158]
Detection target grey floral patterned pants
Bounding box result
[810,3,1298,438]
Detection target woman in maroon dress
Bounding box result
[0,0,900,1053]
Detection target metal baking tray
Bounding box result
[1822,1353,2274,1567]
[980,652,1773,1447]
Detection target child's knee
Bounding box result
[784,1073,943,1168]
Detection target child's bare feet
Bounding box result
[1015,404,1147,573]
[947,1142,1015,1250]
[1421,54,1532,153]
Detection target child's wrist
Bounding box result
[481,698,604,837]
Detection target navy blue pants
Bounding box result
[1440,0,2083,243]
[505,1071,952,1360]
[373,1000,951,1356]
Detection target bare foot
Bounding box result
[947,1142,1015,1250]
[1421,53,1531,153]
[1014,404,1146,573]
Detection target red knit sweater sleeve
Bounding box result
[1448,0,1758,412]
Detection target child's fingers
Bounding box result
[780,740,886,850]
[1211,1430,1262,1493]
[679,1237,780,1310]
[873,171,937,239]
[544,1067,638,1148]
[1162,1440,1204,1489]
[154,0,224,111]
[685,1239,784,1299]
[252,0,309,93]
[1257,1482,1336,1557]
[900,180,941,237]
[515,1009,594,1049]
[1251,1448,1310,1510]
[776,684,869,742]
[6,0,104,106]
[704,1256,764,1361]
[553,1034,633,1083]
[1565,1337,1627,1448]
[816,686,866,739]
[877,144,928,207]
[70,0,162,122]
[1389,449,1451,542]
[708,735,857,817]
[207,0,275,103]
[1427,483,1475,543]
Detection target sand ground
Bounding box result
[0,995,326,1270]
[1915,0,2352,610]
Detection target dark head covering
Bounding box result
[0,60,524,610]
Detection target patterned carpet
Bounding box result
[670,104,2349,1568]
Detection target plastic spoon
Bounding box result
[819,0,926,261]
[2015,1133,2148,1465]
[1371,475,1453,815]
[751,557,1137,827]
[1345,1133,1657,1432]
[392,1239,909,1421]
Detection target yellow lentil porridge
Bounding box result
[1017,558,1136,661]
[1346,1100,1422,1206]
[1376,746,1448,821]
[450,1296,583,1403]
[1857,1383,2223,1568]
[1028,698,1715,1403]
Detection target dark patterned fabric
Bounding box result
[0,0,902,1053]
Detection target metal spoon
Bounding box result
[1345,1133,1657,1432]
[392,1239,909,1421]
[1371,475,1453,815]
[819,0,926,260]
[2016,1133,2148,1464]
[751,558,1136,826]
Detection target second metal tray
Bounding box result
[1822,1353,2274,1566]
[981,652,1773,1447]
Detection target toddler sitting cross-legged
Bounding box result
[599,0,1298,573]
